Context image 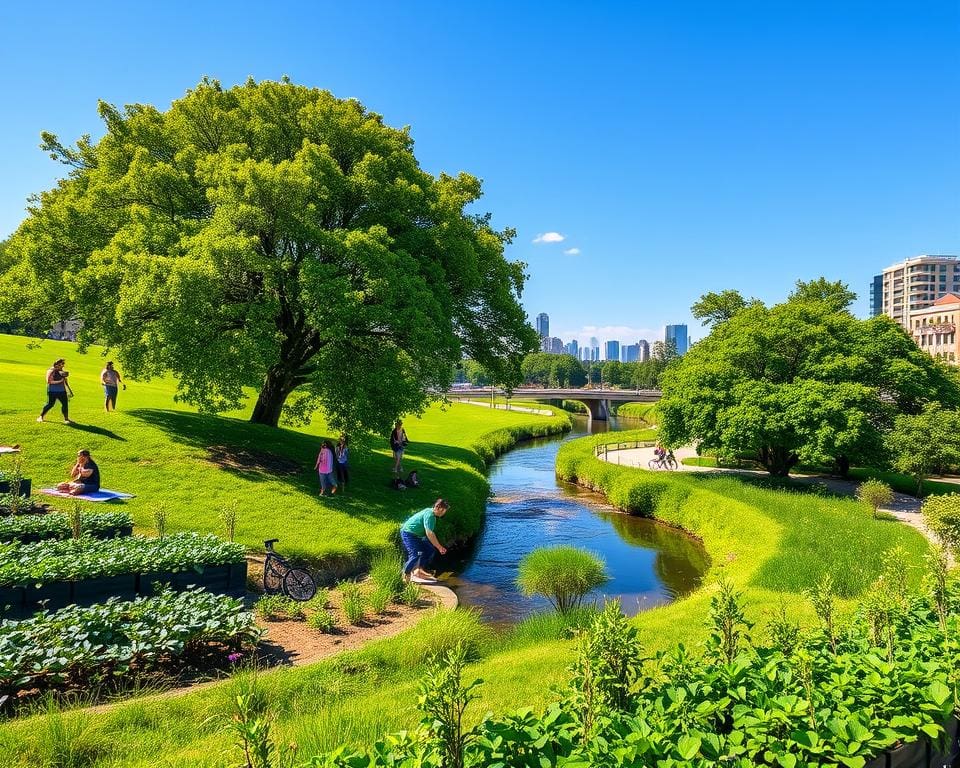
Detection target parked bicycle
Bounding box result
[262,539,317,601]
[648,452,678,471]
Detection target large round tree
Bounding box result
[659,280,960,476]
[0,78,537,429]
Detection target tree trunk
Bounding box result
[835,455,850,478]
[250,363,301,427]
[759,446,798,477]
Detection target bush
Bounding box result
[368,586,392,615]
[399,608,491,668]
[856,478,894,519]
[254,594,305,621]
[339,582,366,625]
[921,493,960,558]
[305,589,329,612]
[307,609,335,633]
[369,553,405,597]
[516,546,608,613]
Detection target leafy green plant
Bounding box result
[229,672,298,768]
[0,510,132,544]
[807,573,838,654]
[152,504,167,540]
[220,499,239,542]
[417,643,480,768]
[921,493,960,559]
[304,589,329,612]
[707,573,752,662]
[254,595,304,622]
[369,553,405,597]
[306,610,335,633]
[515,546,608,613]
[856,478,894,519]
[68,501,83,541]
[398,581,422,607]
[338,582,366,626]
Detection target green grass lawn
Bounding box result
[0,342,941,766]
[0,334,568,568]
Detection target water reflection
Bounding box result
[443,416,709,624]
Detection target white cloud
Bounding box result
[533,231,565,244]
[563,247,581,256]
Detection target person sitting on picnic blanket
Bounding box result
[56,449,101,495]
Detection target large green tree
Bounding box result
[659,282,960,476]
[0,78,537,429]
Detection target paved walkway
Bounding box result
[454,398,556,416]
[600,445,942,550]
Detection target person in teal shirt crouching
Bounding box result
[400,499,449,583]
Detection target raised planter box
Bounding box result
[0,478,32,497]
[24,581,74,614]
[72,574,138,607]
[0,586,25,621]
[864,717,960,768]
[228,561,249,597]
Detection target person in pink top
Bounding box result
[314,440,338,497]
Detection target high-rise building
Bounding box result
[589,337,600,362]
[605,340,620,362]
[622,343,640,363]
[880,255,960,329]
[868,275,883,317]
[665,324,689,355]
[637,339,650,362]
[550,336,564,354]
[908,293,960,363]
[535,313,549,338]
[565,339,579,358]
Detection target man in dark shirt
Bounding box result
[57,449,101,495]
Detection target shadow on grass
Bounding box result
[66,421,127,441]
[126,408,491,555]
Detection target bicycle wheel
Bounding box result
[283,568,317,602]
[263,557,285,594]
[648,459,659,470]
[666,457,678,470]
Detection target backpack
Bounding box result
[406,470,420,488]
[391,478,407,491]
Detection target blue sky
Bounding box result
[1,1,957,346]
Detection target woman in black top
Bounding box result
[57,449,101,495]
[38,359,71,423]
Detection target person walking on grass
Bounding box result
[400,498,448,583]
[335,434,349,492]
[38,358,71,424]
[56,449,100,495]
[390,420,408,479]
[315,440,338,497]
[100,361,125,412]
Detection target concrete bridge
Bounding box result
[447,387,661,421]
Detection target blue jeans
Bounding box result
[401,531,436,574]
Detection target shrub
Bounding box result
[516,546,608,613]
[339,582,366,625]
[921,493,960,559]
[399,581,422,607]
[307,609,335,633]
[856,478,894,519]
[254,594,304,621]
[369,553,405,597]
[399,608,491,668]
[305,589,329,612]
[368,586,392,615]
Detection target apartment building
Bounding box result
[880,255,960,328]
[908,294,960,363]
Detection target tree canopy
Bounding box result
[0,78,538,429]
[658,282,960,475]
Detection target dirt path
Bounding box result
[600,445,941,550]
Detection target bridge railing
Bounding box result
[594,440,657,461]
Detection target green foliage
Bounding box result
[367,587,392,616]
[68,501,83,541]
[398,609,491,668]
[615,402,659,425]
[254,594,305,622]
[921,493,960,559]
[338,582,366,626]
[417,643,481,768]
[398,581,422,607]
[4,79,537,429]
[887,403,960,494]
[219,499,239,542]
[0,510,132,544]
[691,288,750,326]
[515,546,608,613]
[304,589,329,612]
[707,574,752,663]
[306,609,335,633]
[0,533,244,586]
[660,283,960,476]
[368,553,405,598]
[0,589,260,705]
[856,478,894,518]
[228,673,298,768]
[152,504,167,540]
[520,352,586,387]
[502,607,599,648]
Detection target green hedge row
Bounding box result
[0,533,245,586]
[0,511,133,544]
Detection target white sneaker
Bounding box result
[410,574,436,584]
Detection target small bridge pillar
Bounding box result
[581,398,611,421]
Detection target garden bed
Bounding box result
[0,533,247,618]
[0,588,260,711]
[0,510,133,544]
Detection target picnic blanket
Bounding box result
[0,446,21,454]
[40,488,135,502]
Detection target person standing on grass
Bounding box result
[100,361,125,412]
[38,358,71,424]
[400,498,448,583]
[335,434,349,491]
[315,440,337,497]
[57,449,100,495]
[390,420,408,478]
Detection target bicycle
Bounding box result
[648,453,678,471]
[262,539,317,601]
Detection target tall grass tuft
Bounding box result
[33,697,103,768]
[516,546,608,613]
[369,553,405,598]
[399,608,491,668]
